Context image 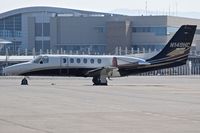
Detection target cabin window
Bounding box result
[70,58,74,63]
[63,58,67,63]
[83,58,87,64]
[90,59,94,64]
[33,56,42,63]
[97,59,102,64]
[77,58,81,63]
[41,56,49,64]
[33,56,49,64]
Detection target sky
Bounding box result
[0,0,199,16]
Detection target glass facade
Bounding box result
[35,23,50,53]
[132,27,167,35]
[0,19,3,30]
[132,26,179,36]
[0,14,22,37]
[35,40,50,52]
[0,14,22,54]
[35,23,42,36]
[43,23,50,36]
[35,23,50,37]
[94,27,104,33]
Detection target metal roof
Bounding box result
[0,56,34,62]
[0,6,122,19]
[0,39,12,44]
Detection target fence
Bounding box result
[1,47,200,75]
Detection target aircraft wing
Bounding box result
[85,67,118,78]
[137,60,151,65]
[116,57,151,66]
[117,60,151,69]
[85,59,150,78]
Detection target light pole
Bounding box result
[11,37,16,55]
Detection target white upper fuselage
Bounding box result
[3,54,146,76]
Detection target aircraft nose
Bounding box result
[3,66,18,76]
[3,63,29,76]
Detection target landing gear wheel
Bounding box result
[92,76,107,86]
[92,76,100,85]
[21,77,28,85]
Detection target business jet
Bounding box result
[3,25,197,85]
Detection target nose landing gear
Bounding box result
[21,77,28,85]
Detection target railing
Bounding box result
[1,47,200,56]
[1,47,200,76]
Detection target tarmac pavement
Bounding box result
[0,76,200,133]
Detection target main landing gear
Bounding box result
[92,76,108,86]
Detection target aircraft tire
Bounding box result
[92,76,107,86]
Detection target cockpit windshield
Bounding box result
[33,56,49,64]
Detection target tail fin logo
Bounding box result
[170,42,191,48]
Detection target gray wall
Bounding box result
[106,21,132,52]
[130,16,200,51]
[53,17,106,46]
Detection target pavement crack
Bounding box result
[0,118,52,133]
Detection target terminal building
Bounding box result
[0,6,200,55]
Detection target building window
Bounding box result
[5,16,14,31]
[35,41,42,52]
[0,14,22,37]
[95,27,104,33]
[35,40,50,52]
[43,23,50,36]
[35,23,50,37]
[132,27,167,35]
[0,19,4,30]
[43,41,50,51]
[35,23,42,36]
[14,14,22,31]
